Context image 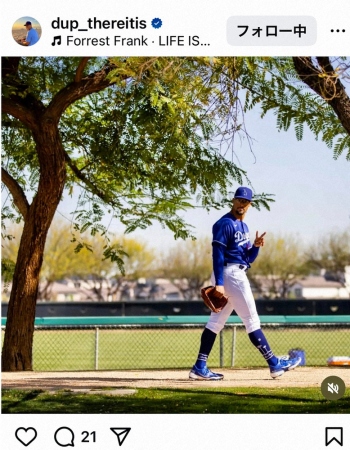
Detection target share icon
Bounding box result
[110,428,131,446]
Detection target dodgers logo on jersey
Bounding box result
[235,231,250,246]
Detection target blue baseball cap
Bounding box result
[234,187,253,201]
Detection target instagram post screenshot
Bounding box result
[1,0,349,448]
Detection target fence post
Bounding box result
[95,327,99,370]
[231,326,237,367]
[219,330,224,367]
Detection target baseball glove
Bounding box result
[201,286,228,313]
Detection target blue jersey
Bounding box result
[212,212,259,285]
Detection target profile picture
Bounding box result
[12,16,42,46]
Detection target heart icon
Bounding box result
[15,428,38,447]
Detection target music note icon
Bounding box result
[51,36,61,46]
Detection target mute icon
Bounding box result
[327,383,339,394]
[321,376,346,401]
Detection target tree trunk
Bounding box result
[2,122,66,371]
[38,279,53,301]
[1,58,117,371]
[281,281,288,299]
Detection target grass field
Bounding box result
[3,325,348,415]
[2,387,349,414]
[25,326,350,371]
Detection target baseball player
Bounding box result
[189,186,301,380]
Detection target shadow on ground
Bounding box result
[2,387,349,414]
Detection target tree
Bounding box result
[248,234,310,298]
[70,234,156,302]
[2,57,256,371]
[2,221,83,300]
[2,220,155,301]
[159,237,212,299]
[292,57,350,155]
[304,229,350,284]
[233,57,350,160]
[38,221,87,300]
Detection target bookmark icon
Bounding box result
[325,427,343,447]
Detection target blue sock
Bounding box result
[195,328,217,369]
[196,353,208,369]
[248,329,278,366]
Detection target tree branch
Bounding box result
[1,57,21,79]
[75,57,91,82]
[2,97,41,132]
[64,151,116,206]
[47,62,121,119]
[1,168,30,220]
[2,57,45,131]
[293,57,350,137]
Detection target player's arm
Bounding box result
[212,243,225,292]
[212,220,230,292]
[247,231,266,263]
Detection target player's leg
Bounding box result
[225,267,301,378]
[223,266,278,364]
[189,272,235,380]
[189,327,225,380]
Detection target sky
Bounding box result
[56,103,350,252]
[12,17,41,30]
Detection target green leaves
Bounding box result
[54,58,253,242]
[236,57,350,159]
[3,57,294,264]
[102,244,128,276]
[334,135,350,161]
[250,192,275,211]
[1,258,16,289]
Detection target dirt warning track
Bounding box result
[2,367,349,391]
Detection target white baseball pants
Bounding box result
[206,264,261,334]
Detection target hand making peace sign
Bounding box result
[254,231,266,247]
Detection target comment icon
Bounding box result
[54,427,75,447]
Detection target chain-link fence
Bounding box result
[2,321,348,371]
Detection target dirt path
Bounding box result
[2,367,349,391]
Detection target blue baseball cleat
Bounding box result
[189,365,224,380]
[270,357,302,378]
